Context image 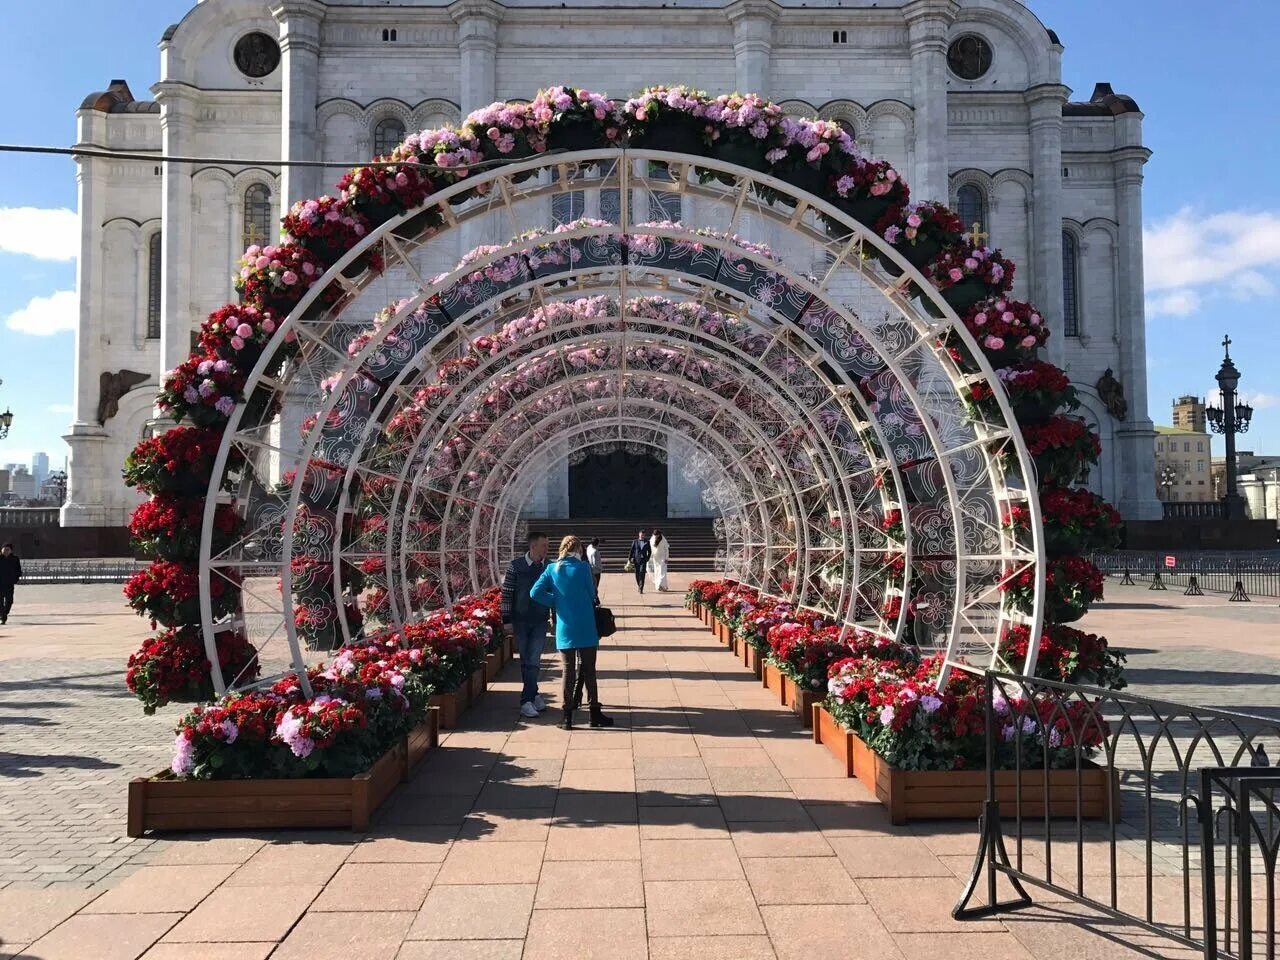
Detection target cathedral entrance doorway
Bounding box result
[568,449,667,519]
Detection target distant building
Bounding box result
[31,452,49,488]
[1171,395,1206,434]
[1155,426,1212,503]
[7,467,36,500]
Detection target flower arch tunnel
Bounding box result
[122,88,1125,722]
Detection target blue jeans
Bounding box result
[514,620,546,704]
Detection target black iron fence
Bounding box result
[954,671,1280,958]
[1164,501,1226,520]
[1093,551,1280,600]
[20,559,145,584]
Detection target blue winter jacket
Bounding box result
[529,556,600,651]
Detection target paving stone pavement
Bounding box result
[0,576,1276,957]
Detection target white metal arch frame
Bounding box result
[199,148,1044,694]
[361,314,892,624]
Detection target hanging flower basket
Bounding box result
[941,276,990,313]
[630,112,706,155]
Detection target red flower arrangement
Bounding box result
[926,240,1015,309]
[235,242,336,314]
[882,200,961,269]
[129,494,239,562]
[1000,623,1126,690]
[126,626,260,715]
[198,304,284,363]
[281,195,371,265]
[1018,416,1102,486]
[123,427,235,497]
[959,298,1049,362]
[124,559,240,627]
[1005,488,1122,556]
[1001,555,1104,624]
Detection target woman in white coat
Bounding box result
[648,529,671,592]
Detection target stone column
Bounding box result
[152,81,198,376]
[272,0,326,208]
[1025,84,1069,367]
[1113,137,1161,520]
[902,0,958,204]
[62,108,109,528]
[726,0,778,95]
[449,0,502,114]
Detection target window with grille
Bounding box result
[648,162,682,222]
[146,232,162,340]
[600,187,621,224]
[1062,230,1081,337]
[551,168,585,226]
[374,118,406,157]
[242,183,273,249]
[956,184,986,231]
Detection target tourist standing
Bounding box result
[0,544,20,625]
[628,530,652,594]
[649,529,670,592]
[586,538,603,591]
[501,531,551,719]
[530,536,613,730]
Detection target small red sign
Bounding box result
[1164,555,1176,569]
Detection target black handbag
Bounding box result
[594,605,617,637]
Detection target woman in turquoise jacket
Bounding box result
[530,535,613,730]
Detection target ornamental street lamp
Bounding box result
[1205,335,1254,519]
[1158,463,1178,501]
[0,377,11,440]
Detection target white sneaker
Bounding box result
[533,694,547,713]
[520,702,539,719]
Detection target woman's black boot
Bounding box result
[589,705,614,728]
[559,709,574,731]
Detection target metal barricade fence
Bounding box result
[20,559,145,584]
[1092,552,1280,600]
[954,671,1280,958]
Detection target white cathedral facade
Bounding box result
[64,0,1160,528]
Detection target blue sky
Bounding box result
[1,0,1278,471]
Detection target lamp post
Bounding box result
[1206,335,1254,519]
[0,377,13,440]
[1158,464,1178,502]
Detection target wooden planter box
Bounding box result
[715,620,729,645]
[812,705,1118,825]
[742,642,764,679]
[690,602,702,620]
[127,710,440,837]
[781,675,821,728]
[431,664,488,730]
[485,644,507,685]
[762,660,787,704]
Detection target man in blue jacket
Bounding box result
[501,531,551,719]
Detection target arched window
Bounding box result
[242,183,273,249]
[956,183,986,233]
[1062,230,1081,337]
[146,232,162,340]
[373,118,406,157]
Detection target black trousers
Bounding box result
[0,586,12,622]
[633,563,646,591]
[561,647,599,711]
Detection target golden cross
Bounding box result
[243,224,265,248]
[966,221,989,247]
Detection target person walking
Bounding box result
[649,529,670,592]
[501,531,551,719]
[586,538,603,592]
[0,544,21,625]
[530,536,613,730]
[628,529,652,594]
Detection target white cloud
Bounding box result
[1207,388,1280,410]
[5,290,77,335]
[0,207,78,262]
[1146,289,1200,318]
[1143,208,1280,319]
